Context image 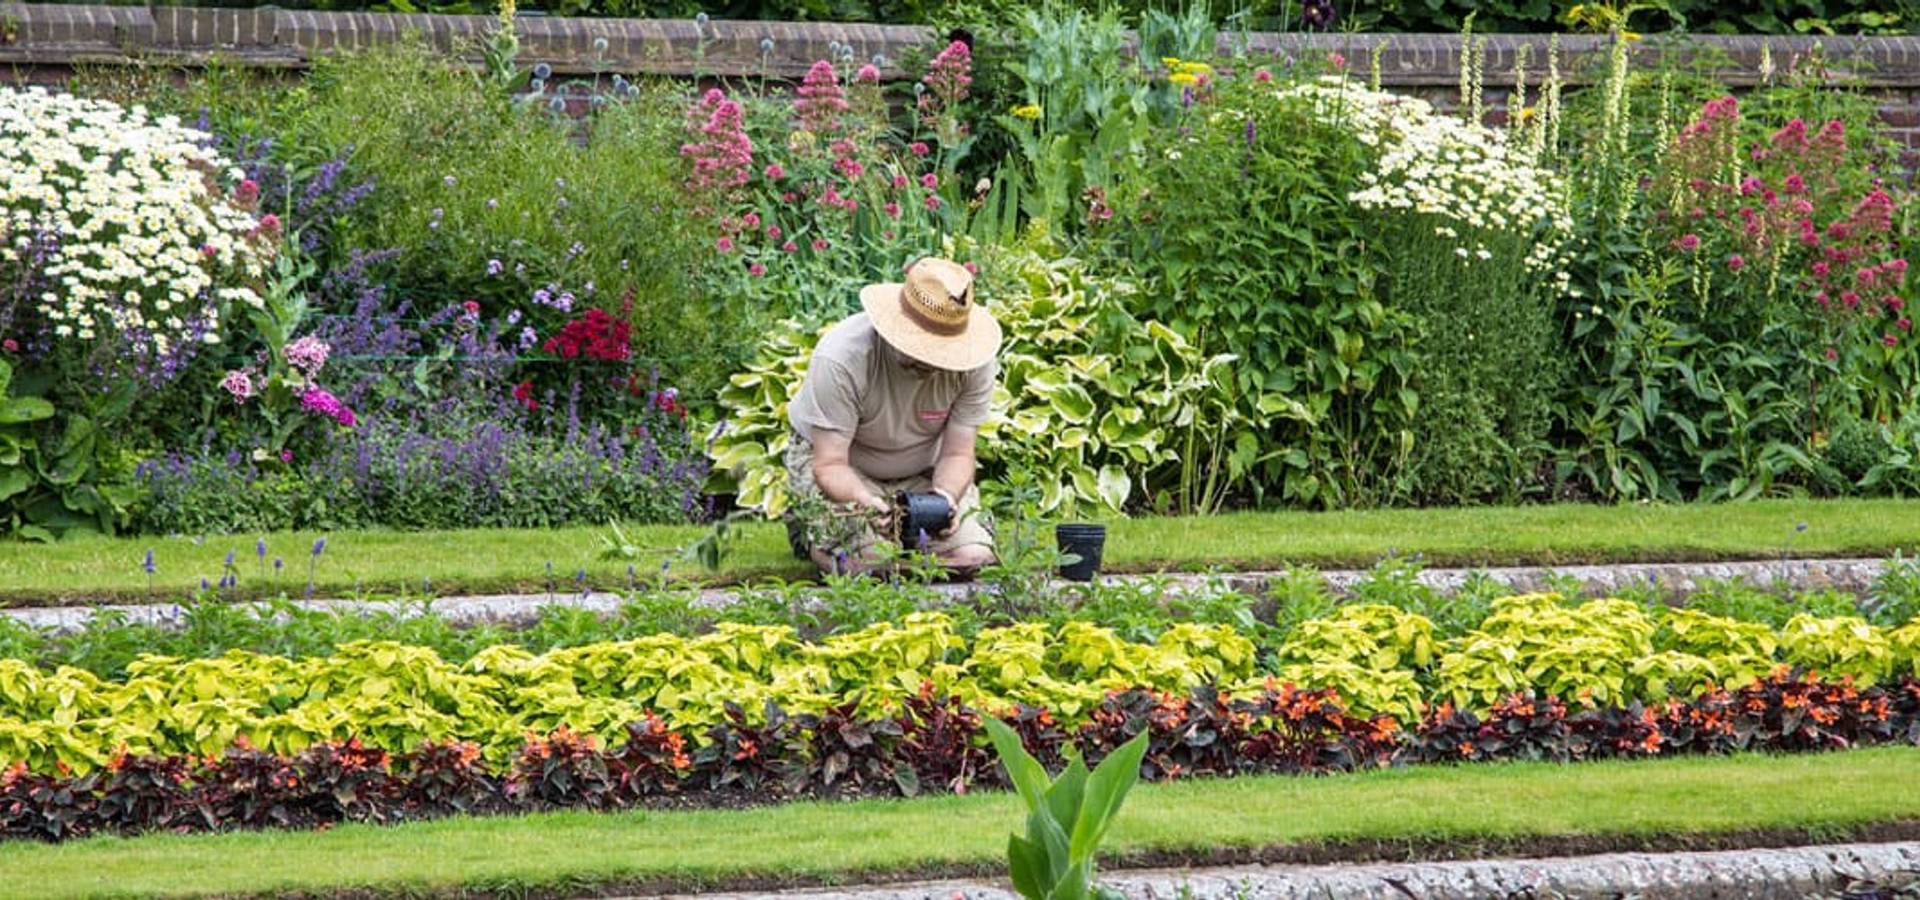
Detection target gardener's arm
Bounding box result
[808,429,890,515]
[930,424,979,517]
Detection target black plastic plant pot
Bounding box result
[1056,523,1107,582]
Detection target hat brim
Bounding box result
[860,282,1002,372]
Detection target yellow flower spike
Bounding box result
[1622,30,1643,42]
[1010,104,1042,120]
[1161,56,1182,68]
[1169,72,1198,87]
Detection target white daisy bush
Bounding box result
[0,87,274,359]
[1278,78,1572,291]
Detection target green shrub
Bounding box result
[280,43,717,388]
[1111,70,1421,508]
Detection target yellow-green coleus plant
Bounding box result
[707,236,1249,517]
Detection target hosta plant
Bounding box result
[709,238,1247,516]
[985,718,1149,900]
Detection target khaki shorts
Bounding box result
[784,434,994,560]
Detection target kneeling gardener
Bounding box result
[786,257,1000,575]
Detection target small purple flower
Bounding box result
[312,536,327,557]
[533,288,553,306]
[487,198,500,209]
[224,548,236,567]
[200,577,210,591]
[443,175,457,187]
[505,309,522,326]
[274,557,284,571]
[487,259,504,276]
[142,549,156,575]
[256,538,267,560]
[556,292,575,312]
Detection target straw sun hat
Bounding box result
[860,258,1003,372]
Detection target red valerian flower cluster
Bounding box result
[1660,96,1911,349]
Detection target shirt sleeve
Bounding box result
[949,358,997,429]
[792,356,862,435]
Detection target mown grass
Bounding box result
[0,498,1913,606]
[3,748,1916,899]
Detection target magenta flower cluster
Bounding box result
[300,387,357,427]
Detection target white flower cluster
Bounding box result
[1278,78,1571,283]
[0,87,271,353]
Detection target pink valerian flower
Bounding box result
[884,201,902,219]
[716,236,735,252]
[1900,317,1913,331]
[920,173,939,190]
[908,142,931,157]
[748,262,767,277]
[742,212,762,230]
[220,370,256,403]
[835,157,866,179]
[924,195,942,210]
[300,387,357,427]
[1727,254,1746,271]
[766,224,783,239]
[1327,51,1347,69]
[795,60,849,134]
[921,40,973,109]
[234,179,260,205]
[1675,234,1701,251]
[891,174,910,189]
[782,240,799,253]
[283,335,331,376]
[279,449,294,464]
[764,163,786,180]
[1886,334,1900,347]
[1253,68,1273,83]
[856,64,881,83]
[681,89,754,196]
[1825,347,1840,360]
[811,238,830,251]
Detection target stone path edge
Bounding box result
[649,840,1920,900]
[1,557,1892,633]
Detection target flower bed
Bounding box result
[2,670,1916,843]
[3,594,1918,841]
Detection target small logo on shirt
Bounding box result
[918,409,949,423]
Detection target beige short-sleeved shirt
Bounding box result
[788,313,996,480]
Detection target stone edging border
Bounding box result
[5,3,1920,86]
[665,840,1920,900]
[1,556,1889,633]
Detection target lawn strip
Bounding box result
[2,498,1915,608]
[3,748,1916,899]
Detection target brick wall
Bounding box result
[5,4,1920,159]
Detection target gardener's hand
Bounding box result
[858,493,895,533]
[929,487,959,538]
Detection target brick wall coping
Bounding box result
[5,4,1920,87]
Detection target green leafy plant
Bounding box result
[983,717,1148,900]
